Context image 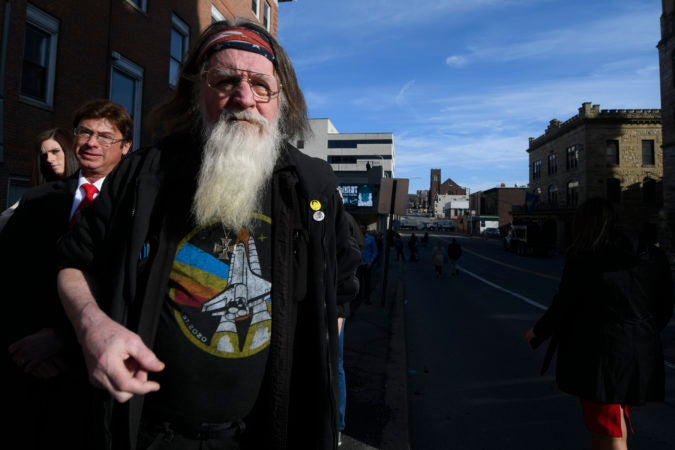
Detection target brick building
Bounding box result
[428,168,441,211]
[426,168,466,215]
[439,177,466,196]
[0,0,288,208]
[474,184,527,233]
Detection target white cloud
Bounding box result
[445,55,468,67]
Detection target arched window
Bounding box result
[547,184,558,206]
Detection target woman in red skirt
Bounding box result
[526,198,673,450]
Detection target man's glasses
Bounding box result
[74,127,125,147]
[203,66,282,103]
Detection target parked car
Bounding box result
[481,227,500,238]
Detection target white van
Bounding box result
[428,219,457,231]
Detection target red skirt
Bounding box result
[580,398,634,438]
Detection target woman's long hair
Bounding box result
[31,127,79,185]
[567,197,619,257]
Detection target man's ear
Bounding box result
[121,140,133,156]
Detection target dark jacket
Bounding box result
[56,132,361,450]
[337,212,363,319]
[0,175,92,450]
[532,239,673,405]
[1,176,78,347]
[446,240,462,261]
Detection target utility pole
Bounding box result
[378,178,409,307]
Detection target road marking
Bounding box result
[457,265,675,370]
[463,248,561,281]
[458,266,548,310]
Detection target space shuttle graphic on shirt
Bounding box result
[202,234,271,354]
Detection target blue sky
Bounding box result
[277,0,662,194]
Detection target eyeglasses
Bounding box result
[74,127,125,147]
[203,66,282,103]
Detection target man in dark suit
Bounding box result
[0,99,133,449]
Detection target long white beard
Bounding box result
[192,110,280,230]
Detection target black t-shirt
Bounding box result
[146,201,273,427]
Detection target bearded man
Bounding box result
[56,18,361,450]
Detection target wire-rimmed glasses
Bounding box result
[203,66,282,103]
[73,127,125,147]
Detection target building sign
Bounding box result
[339,184,373,207]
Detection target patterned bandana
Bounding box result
[197,27,276,65]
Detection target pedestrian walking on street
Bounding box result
[432,242,445,278]
[394,232,405,261]
[356,224,378,305]
[526,197,674,450]
[408,232,419,261]
[446,237,462,275]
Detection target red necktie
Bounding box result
[69,183,98,227]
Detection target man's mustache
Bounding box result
[220,110,268,128]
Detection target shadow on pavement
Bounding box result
[341,255,410,450]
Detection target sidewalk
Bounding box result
[340,255,410,450]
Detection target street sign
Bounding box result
[378,178,409,215]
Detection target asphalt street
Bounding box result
[340,237,675,450]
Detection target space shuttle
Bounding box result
[203,234,272,335]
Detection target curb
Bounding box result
[381,275,411,449]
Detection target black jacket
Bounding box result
[57,132,361,450]
[532,240,673,405]
[1,176,78,348]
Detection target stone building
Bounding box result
[658,0,675,255]
[517,102,662,251]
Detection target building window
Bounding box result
[606,140,619,165]
[642,140,655,166]
[566,181,579,207]
[252,0,260,17]
[547,184,558,205]
[532,160,542,180]
[566,144,580,170]
[328,155,357,164]
[547,153,557,175]
[643,177,656,205]
[263,1,271,29]
[111,52,143,149]
[170,15,189,87]
[126,0,147,12]
[21,4,59,106]
[607,178,621,203]
[212,6,225,23]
